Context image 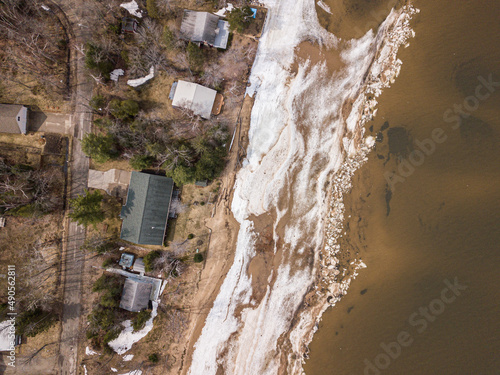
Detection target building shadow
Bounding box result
[27,107,47,133]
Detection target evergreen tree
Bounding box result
[69,190,105,228]
[227,6,253,33]
[187,42,205,71]
[81,133,117,163]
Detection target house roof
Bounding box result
[120,172,174,246]
[171,80,217,119]
[119,253,135,269]
[119,278,152,312]
[180,10,220,44]
[0,104,27,134]
[213,20,229,49]
[133,258,146,274]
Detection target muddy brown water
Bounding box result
[304,1,500,374]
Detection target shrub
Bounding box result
[163,26,175,49]
[88,305,115,330]
[121,49,130,65]
[92,274,122,293]
[144,250,162,272]
[103,328,121,344]
[132,310,152,331]
[146,0,159,18]
[187,42,205,71]
[16,308,58,337]
[100,289,120,308]
[81,133,118,163]
[85,43,114,79]
[187,233,194,239]
[149,353,159,363]
[166,164,195,186]
[193,253,204,263]
[108,22,121,35]
[109,99,139,120]
[93,118,113,129]
[227,6,253,33]
[89,95,106,113]
[102,258,113,268]
[194,146,227,181]
[6,203,40,217]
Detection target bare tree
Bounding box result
[169,199,187,217]
[169,240,189,257]
[201,62,224,89]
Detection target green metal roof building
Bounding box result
[120,172,174,246]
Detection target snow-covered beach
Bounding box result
[188,1,418,374]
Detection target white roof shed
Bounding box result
[171,80,217,119]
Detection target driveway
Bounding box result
[28,111,73,134]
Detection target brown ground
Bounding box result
[172,93,254,375]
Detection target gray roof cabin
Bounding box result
[120,172,174,246]
[119,278,152,312]
[0,104,28,134]
[119,253,135,269]
[170,80,217,119]
[180,10,229,49]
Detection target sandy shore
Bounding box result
[165,94,254,374]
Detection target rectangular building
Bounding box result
[120,172,174,246]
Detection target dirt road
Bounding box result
[49,0,93,374]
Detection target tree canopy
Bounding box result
[81,133,118,163]
[109,99,140,120]
[227,6,253,33]
[69,190,105,228]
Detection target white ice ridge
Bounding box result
[189,0,416,374]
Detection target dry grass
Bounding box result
[139,71,177,118]
[0,133,45,148]
[0,79,71,114]
[90,158,134,173]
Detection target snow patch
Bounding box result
[127,66,154,87]
[111,368,118,373]
[120,1,142,18]
[109,302,158,355]
[110,69,125,82]
[215,3,234,16]
[123,354,134,361]
[85,346,98,356]
[119,371,142,375]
